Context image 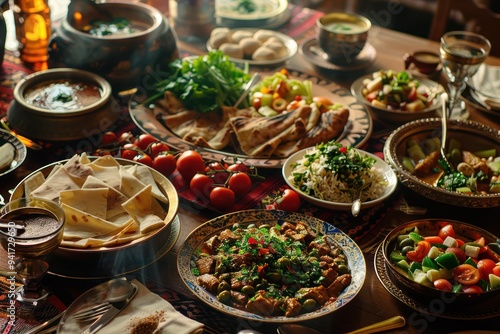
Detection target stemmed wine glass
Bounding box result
[0,197,65,304]
[439,31,491,119]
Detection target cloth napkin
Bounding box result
[469,64,500,110]
[100,279,204,334]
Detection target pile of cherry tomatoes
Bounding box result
[95,131,301,212]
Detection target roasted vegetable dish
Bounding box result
[193,221,352,317]
[401,136,500,194]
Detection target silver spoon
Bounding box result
[351,180,371,217]
[234,72,261,108]
[440,92,454,171]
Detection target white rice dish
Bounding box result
[288,143,388,203]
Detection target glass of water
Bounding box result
[440,31,491,119]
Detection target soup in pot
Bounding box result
[24,80,102,111]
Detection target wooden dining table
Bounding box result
[1,2,499,334]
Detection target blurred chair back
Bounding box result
[429,0,500,57]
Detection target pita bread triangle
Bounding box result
[59,188,109,220]
[63,154,95,187]
[82,175,128,219]
[29,166,81,202]
[122,184,166,234]
[126,165,169,204]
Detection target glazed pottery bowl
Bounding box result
[316,12,371,63]
[382,219,500,309]
[8,68,119,141]
[49,1,179,91]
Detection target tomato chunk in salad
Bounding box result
[389,222,500,293]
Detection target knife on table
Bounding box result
[84,282,138,334]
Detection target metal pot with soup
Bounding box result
[7,68,119,141]
[317,12,371,63]
[49,0,179,91]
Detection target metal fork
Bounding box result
[70,302,111,321]
[25,302,111,334]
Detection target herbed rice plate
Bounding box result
[282,141,397,211]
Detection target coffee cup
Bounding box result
[317,12,371,63]
[403,51,441,75]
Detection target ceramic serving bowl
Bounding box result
[282,147,397,211]
[382,219,500,309]
[7,68,119,142]
[316,12,371,63]
[383,118,500,208]
[350,72,444,124]
[49,1,179,91]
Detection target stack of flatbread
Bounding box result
[154,91,349,158]
[23,154,170,249]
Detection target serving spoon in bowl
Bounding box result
[440,92,454,171]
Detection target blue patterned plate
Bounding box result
[177,209,366,323]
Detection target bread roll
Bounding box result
[239,37,262,57]
[253,29,275,43]
[230,30,253,43]
[252,46,278,60]
[219,43,244,59]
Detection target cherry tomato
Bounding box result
[101,131,117,145]
[477,259,497,281]
[209,187,235,211]
[133,153,153,167]
[453,264,480,285]
[121,143,138,160]
[205,161,229,184]
[312,96,333,112]
[433,278,453,292]
[228,172,252,196]
[275,189,301,212]
[118,131,134,144]
[438,223,455,241]
[190,174,215,200]
[406,240,431,263]
[492,265,500,277]
[135,134,158,151]
[150,142,170,158]
[176,150,206,181]
[152,153,176,176]
[462,285,483,294]
[227,163,250,173]
[445,247,466,263]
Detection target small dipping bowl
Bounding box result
[404,51,441,75]
[317,12,371,63]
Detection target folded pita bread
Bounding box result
[82,175,128,219]
[60,188,109,220]
[126,165,168,204]
[29,167,81,202]
[122,184,166,234]
[230,105,314,157]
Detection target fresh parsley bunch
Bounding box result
[147,50,251,114]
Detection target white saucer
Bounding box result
[299,37,376,71]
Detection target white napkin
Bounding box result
[469,64,500,110]
[100,279,204,334]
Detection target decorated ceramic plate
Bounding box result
[177,209,366,323]
[0,128,26,177]
[283,148,397,211]
[206,28,298,66]
[129,69,372,168]
[374,245,500,319]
